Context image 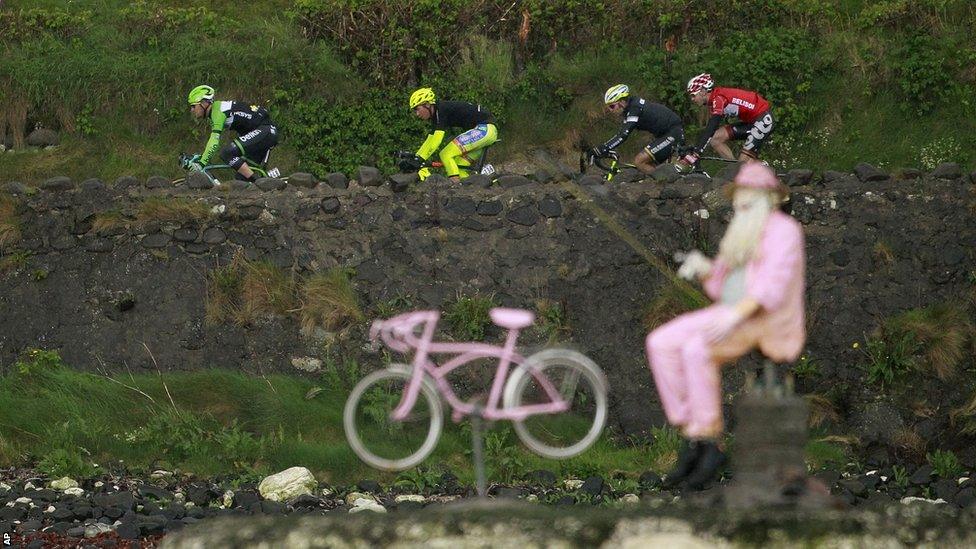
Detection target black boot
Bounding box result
[661,439,702,488]
[684,441,727,491]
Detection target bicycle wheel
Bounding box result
[504,349,607,459]
[343,365,443,471]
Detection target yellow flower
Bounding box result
[852,342,860,349]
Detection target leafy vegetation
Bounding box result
[2,1,976,183]
[445,292,496,341]
[927,449,963,479]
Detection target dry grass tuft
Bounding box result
[643,283,704,332]
[949,392,976,436]
[806,394,841,428]
[872,241,895,266]
[206,253,296,326]
[0,194,22,249]
[893,427,927,460]
[92,210,127,235]
[137,197,210,225]
[298,268,364,335]
[885,304,975,380]
[239,259,297,320]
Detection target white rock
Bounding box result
[693,209,709,219]
[84,523,113,538]
[0,482,11,492]
[563,479,584,490]
[900,497,947,505]
[15,497,31,504]
[94,481,104,489]
[620,493,640,504]
[291,356,323,373]
[959,477,970,485]
[394,494,425,504]
[345,491,374,506]
[349,498,386,514]
[185,502,195,509]
[24,482,36,490]
[64,487,85,497]
[222,490,234,508]
[258,467,317,502]
[50,477,79,491]
[258,209,276,225]
[45,505,55,513]
[211,204,226,215]
[525,494,539,503]
[321,487,334,497]
[4,502,12,507]
[150,470,173,480]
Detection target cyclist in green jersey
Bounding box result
[186,85,278,182]
[408,87,497,183]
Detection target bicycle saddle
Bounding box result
[489,308,535,330]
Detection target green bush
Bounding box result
[445,292,497,341]
[15,348,65,377]
[859,333,917,386]
[0,7,92,42]
[927,449,963,479]
[889,33,955,113]
[118,1,223,46]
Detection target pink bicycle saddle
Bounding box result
[489,308,535,330]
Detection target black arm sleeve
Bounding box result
[695,115,724,153]
[599,121,636,154]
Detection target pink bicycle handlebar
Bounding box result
[371,310,440,354]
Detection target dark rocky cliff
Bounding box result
[1,164,973,446]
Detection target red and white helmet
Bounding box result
[686,73,714,94]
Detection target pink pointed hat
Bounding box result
[732,161,789,197]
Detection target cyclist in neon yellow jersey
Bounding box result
[186,85,278,182]
[409,87,497,183]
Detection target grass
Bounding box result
[91,209,127,235]
[927,449,964,479]
[0,350,675,485]
[0,194,22,249]
[3,2,976,183]
[136,196,211,225]
[806,394,841,429]
[206,253,296,326]
[299,267,364,335]
[642,283,707,332]
[884,304,975,380]
[0,249,30,273]
[445,292,497,341]
[533,298,570,343]
[949,392,976,436]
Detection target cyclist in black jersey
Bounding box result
[408,87,498,183]
[589,84,684,174]
[187,85,279,182]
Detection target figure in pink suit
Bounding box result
[646,161,806,490]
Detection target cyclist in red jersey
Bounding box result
[679,73,774,169]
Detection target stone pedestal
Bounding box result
[724,363,827,508]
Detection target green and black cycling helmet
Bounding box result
[604,84,630,105]
[187,85,215,105]
[409,87,436,110]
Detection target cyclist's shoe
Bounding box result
[684,441,727,491]
[661,439,702,488]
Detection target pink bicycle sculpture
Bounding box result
[344,308,608,471]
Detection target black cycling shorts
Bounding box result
[221,124,279,169]
[644,125,684,164]
[727,111,774,155]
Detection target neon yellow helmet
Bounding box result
[187,85,215,105]
[409,87,436,109]
[604,84,630,105]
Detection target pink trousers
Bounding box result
[646,304,763,438]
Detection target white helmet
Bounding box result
[603,84,630,105]
[686,73,715,94]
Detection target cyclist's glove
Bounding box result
[396,151,424,172]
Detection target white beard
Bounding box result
[718,190,774,268]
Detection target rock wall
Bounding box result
[0,164,974,436]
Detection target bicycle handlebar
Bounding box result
[371,311,440,354]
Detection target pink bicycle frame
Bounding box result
[370,310,570,423]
